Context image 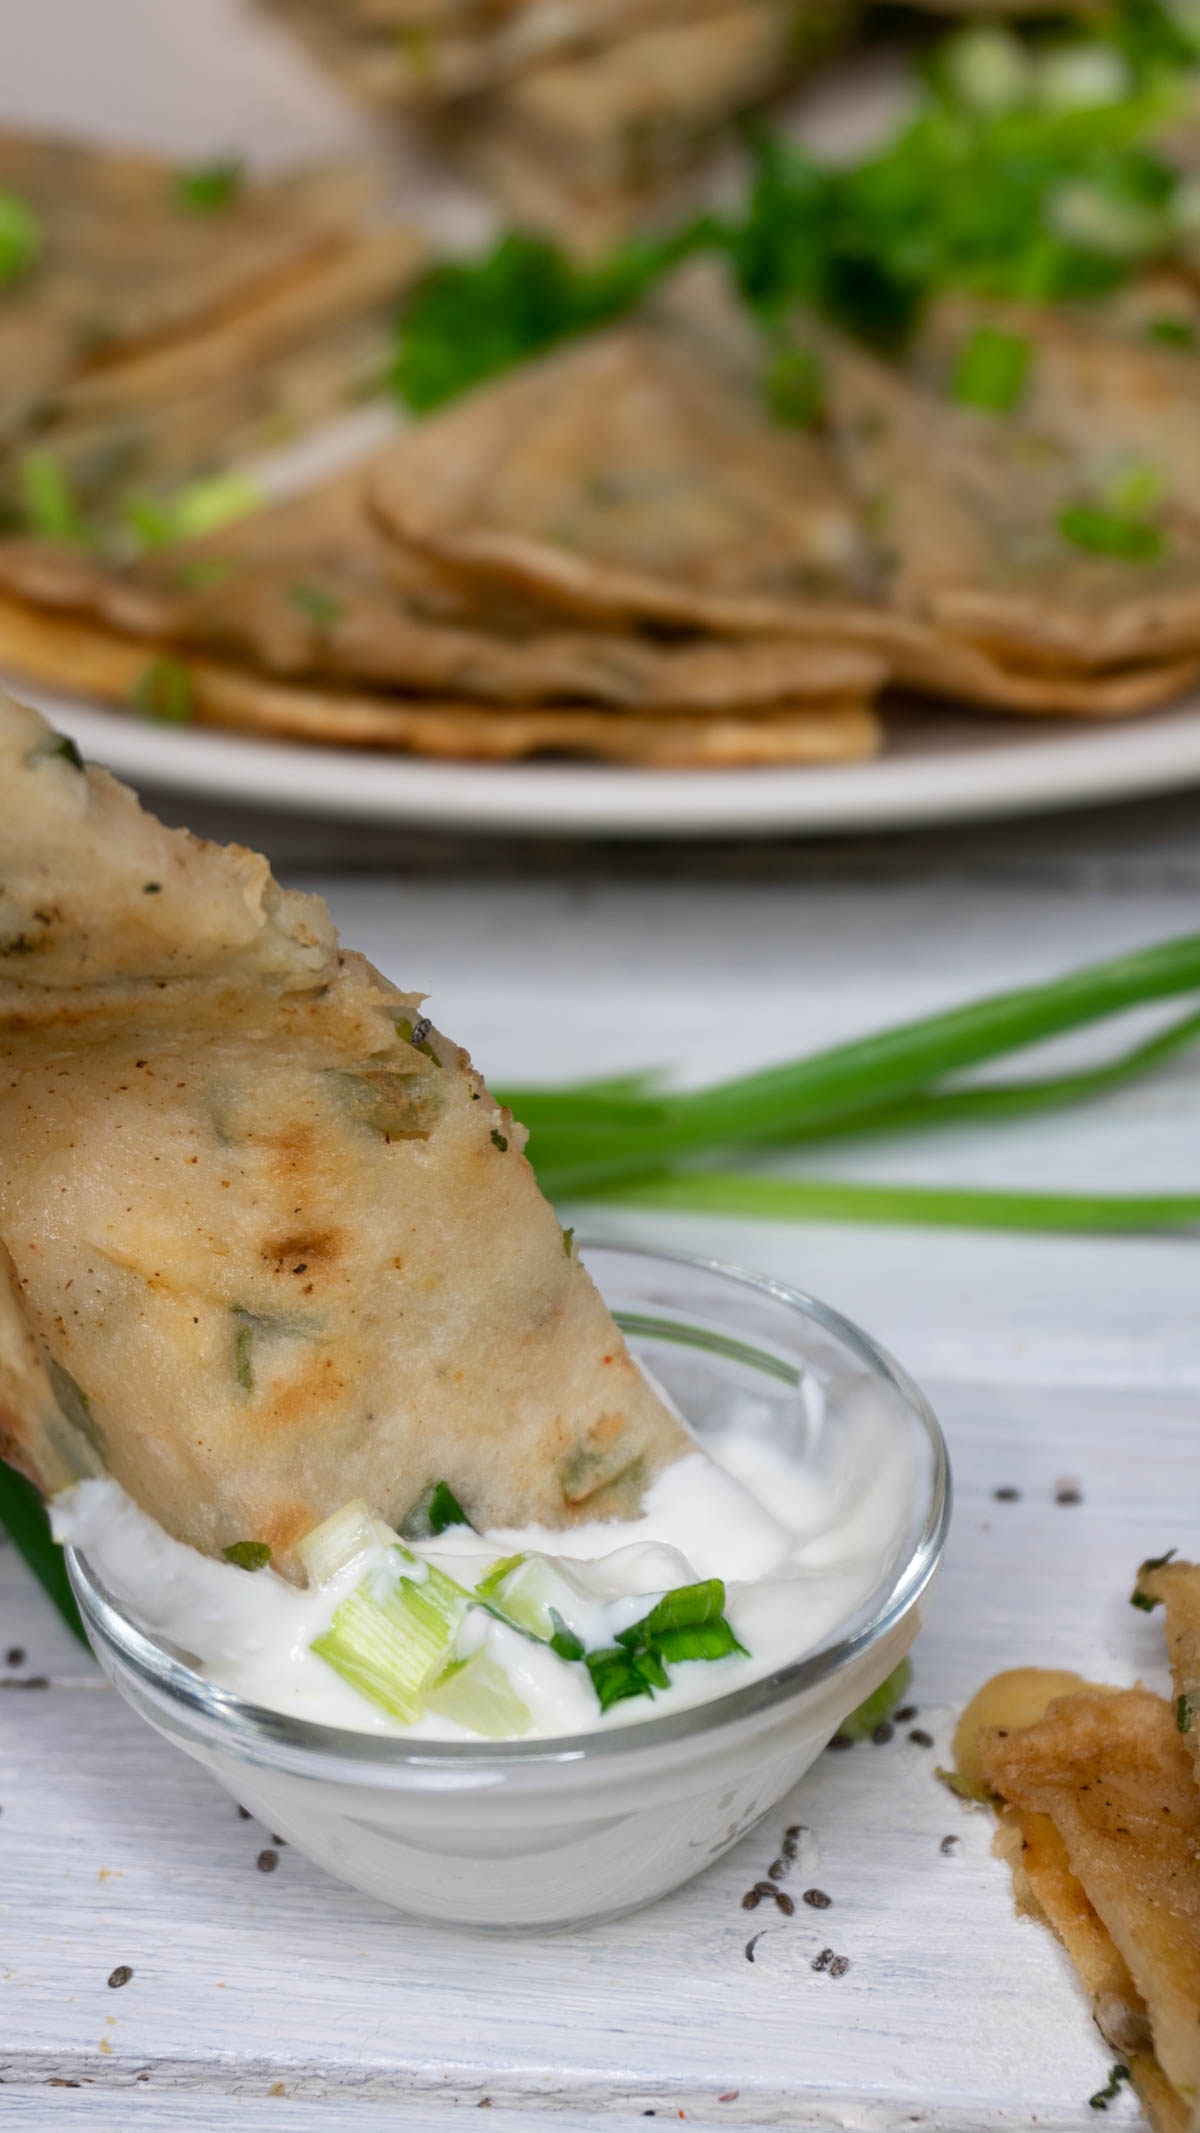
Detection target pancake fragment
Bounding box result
[1135,1556,1200,1789]
[0,593,881,764]
[0,692,695,1575]
[978,1684,1200,2113]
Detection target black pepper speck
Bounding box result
[940,1834,962,1856]
[5,1646,25,1667]
[993,1486,1021,1503]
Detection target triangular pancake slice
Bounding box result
[820,314,1200,675]
[0,692,694,1576]
[0,130,377,457]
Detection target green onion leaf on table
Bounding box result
[504,932,1200,1199]
[0,1461,86,1644]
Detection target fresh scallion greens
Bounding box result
[833,1657,913,1742]
[17,453,90,545]
[389,8,1199,411]
[0,1461,86,1643]
[952,326,1032,412]
[310,1548,467,1723]
[507,933,1200,1200]
[1059,501,1165,557]
[0,187,40,286]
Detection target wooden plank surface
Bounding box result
[3,856,1197,2131]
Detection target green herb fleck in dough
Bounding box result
[132,658,193,725]
[173,160,244,215]
[490,1130,508,1152]
[233,1319,254,1394]
[0,187,40,286]
[289,581,346,632]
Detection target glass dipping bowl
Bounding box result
[67,1245,950,1933]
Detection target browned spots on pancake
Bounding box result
[260,1359,348,1440]
[261,1228,343,1272]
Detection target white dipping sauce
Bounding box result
[54,1386,924,1742]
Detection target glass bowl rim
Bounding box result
[67,1243,951,1778]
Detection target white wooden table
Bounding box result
[4,788,1199,2131]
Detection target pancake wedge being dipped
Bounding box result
[0,691,694,1579]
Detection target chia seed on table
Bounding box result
[908,1729,934,1748]
[256,1849,279,1873]
[803,1888,832,1910]
[107,1966,133,1989]
[872,1721,894,1744]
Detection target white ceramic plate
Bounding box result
[14,681,1200,840]
[7,2,1200,839]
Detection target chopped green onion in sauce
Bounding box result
[223,1540,271,1572]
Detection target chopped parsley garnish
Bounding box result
[0,187,41,287]
[427,1481,470,1534]
[223,1540,271,1572]
[390,11,1198,410]
[173,159,244,215]
[490,1129,508,1152]
[952,326,1032,412]
[391,223,711,412]
[1177,1690,1200,1733]
[548,1608,585,1663]
[132,657,193,725]
[289,581,346,632]
[1059,502,1165,560]
[562,1226,575,1257]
